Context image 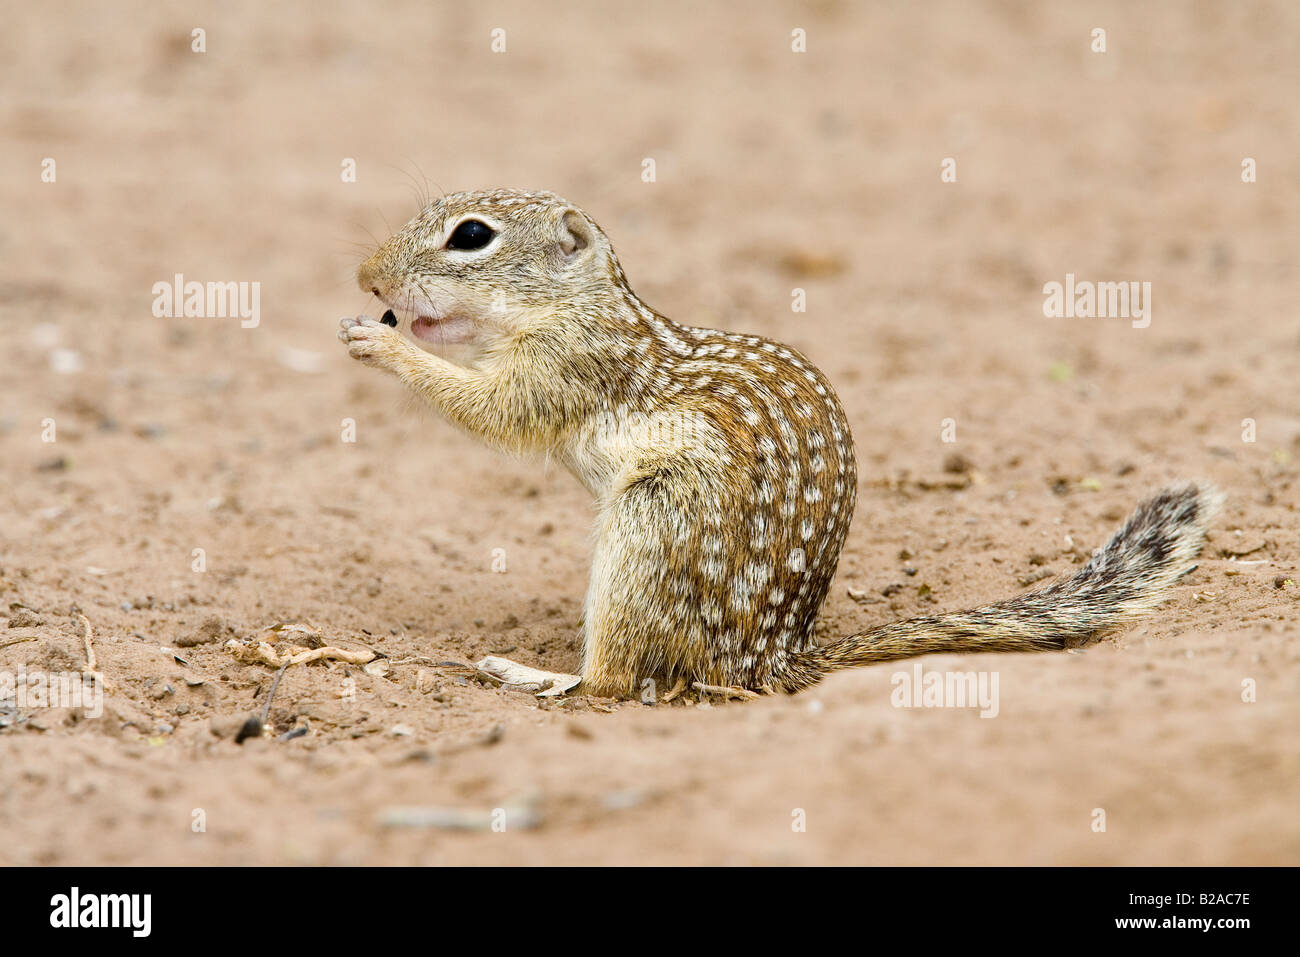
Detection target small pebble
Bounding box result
[234,716,263,744]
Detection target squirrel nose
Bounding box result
[356,256,383,297]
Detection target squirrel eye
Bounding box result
[446,219,495,251]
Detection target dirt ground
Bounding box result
[1,0,1297,865]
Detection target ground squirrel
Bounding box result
[339,188,1221,699]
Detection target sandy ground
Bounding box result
[1,0,1297,865]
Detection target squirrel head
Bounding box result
[357,188,625,357]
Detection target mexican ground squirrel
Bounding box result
[339,188,1220,699]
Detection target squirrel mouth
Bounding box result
[411,313,475,345]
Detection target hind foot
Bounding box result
[475,655,581,697]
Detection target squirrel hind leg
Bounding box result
[578,466,730,698]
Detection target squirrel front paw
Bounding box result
[338,315,402,366]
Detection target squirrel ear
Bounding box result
[557,209,594,260]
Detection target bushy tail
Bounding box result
[782,483,1222,691]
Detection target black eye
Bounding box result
[446,219,495,250]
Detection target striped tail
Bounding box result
[781,482,1222,691]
